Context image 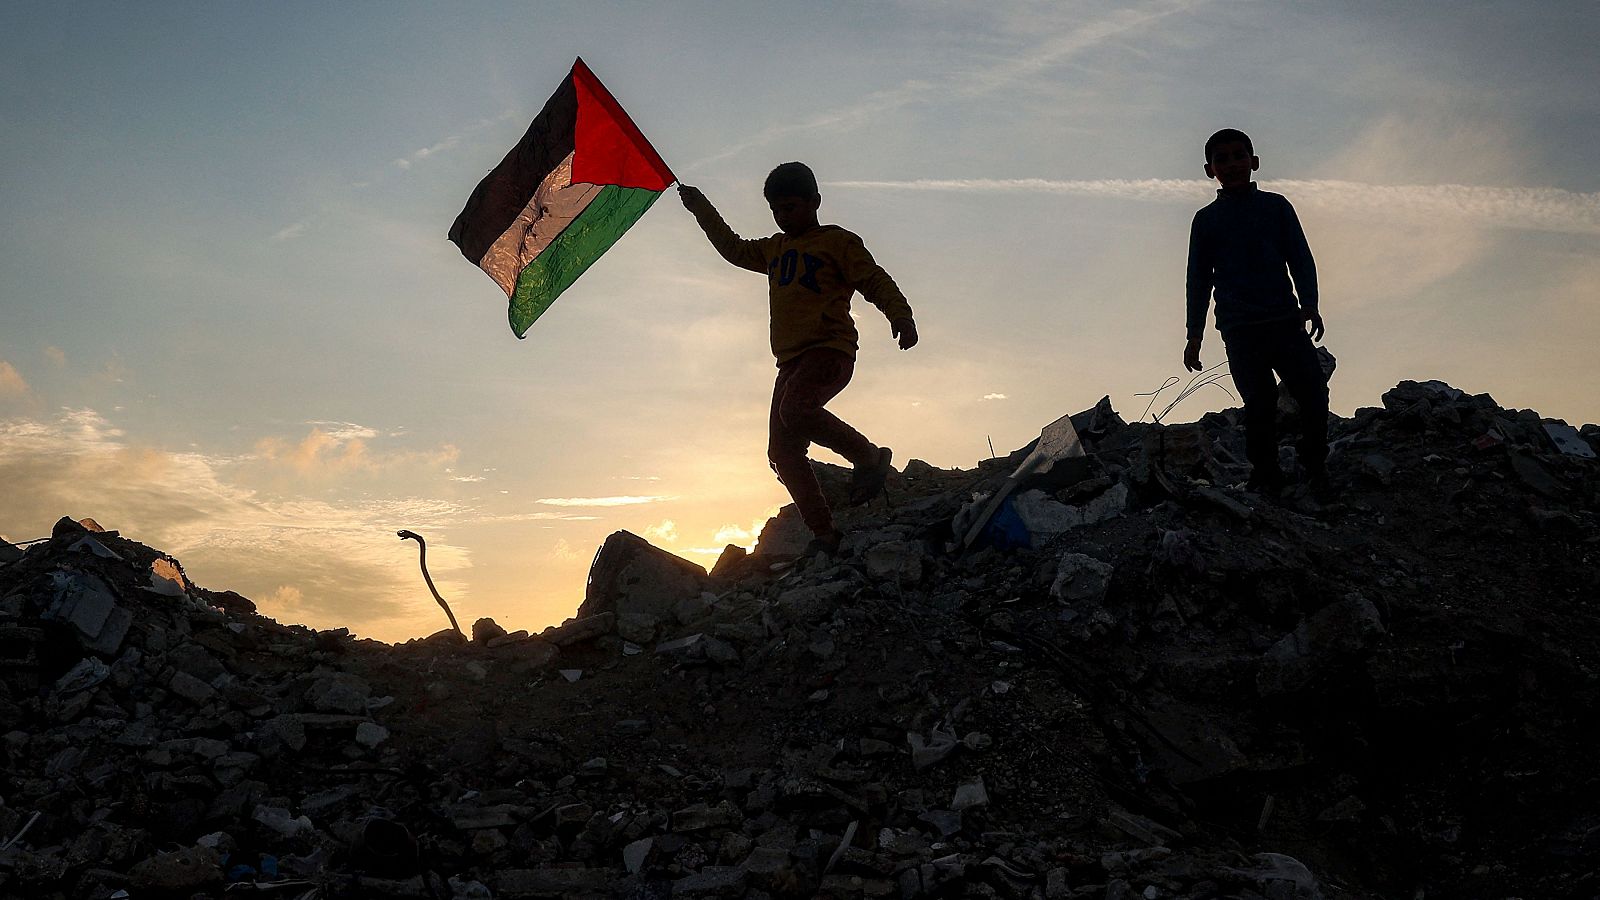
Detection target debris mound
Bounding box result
[1,379,1597,899]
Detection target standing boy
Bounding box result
[1185,128,1329,493]
[679,162,916,553]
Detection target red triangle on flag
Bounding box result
[571,58,675,192]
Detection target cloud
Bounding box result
[270,221,308,243]
[829,178,1600,236]
[253,426,457,476]
[982,393,1008,401]
[689,0,1199,168]
[0,361,29,399]
[534,495,676,507]
[477,511,600,523]
[0,408,476,640]
[548,538,584,563]
[394,135,461,171]
[43,347,66,368]
[643,519,678,543]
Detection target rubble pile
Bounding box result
[2,379,1598,900]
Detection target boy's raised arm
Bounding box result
[678,185,768,274]
[840,235,917,350]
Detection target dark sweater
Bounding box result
[1186,184,1317,340]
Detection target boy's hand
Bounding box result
[892,318,918,350]
[678,184,710,213]
[1184,337,1203,372]
[1304,310,1325,342]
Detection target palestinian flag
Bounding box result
[449,58,674,338]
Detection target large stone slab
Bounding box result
[578,531,711,622]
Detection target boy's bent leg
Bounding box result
[1276,328,1330,475]
[775,349,876,467]
[1223,326,1283,488]
[768,356,844,537]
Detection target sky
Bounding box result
[2,1,1597,642]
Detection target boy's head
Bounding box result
[1203,128,1258,189]
[764,161,821,235]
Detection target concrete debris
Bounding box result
[0,378,1595,900]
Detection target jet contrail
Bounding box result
[826,177,1600,236]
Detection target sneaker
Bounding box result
[848,446,894,506]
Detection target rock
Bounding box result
[306,672,371,714]
[777,580,854,623]
[168,670,217,704]
[711,543,750,577]
[656,633,706,659]
[1013,484,1128,546]
[1258,593,1387,696]
[1228,852,1324,900]
[543,611,615,647]
[617,611,659,644]
[485,629,531,647]
[44,570,132,654]
[673,865,749,898]
[742,846,801,892]
[127,844,222,892]
[0,538,24,564]
[579,530,711,622]
[1050,553,1115,604]
[623,836,653,874]
[472,617,507,644]
[675,591,712,624]
[865,540,926,582]
[752,505,812,558]
[1508,450,1565,498]
[355,722,390,748]
[148,557,189,597]
[951,777,989,810]
[251,804,313,838]
[1358,453,1396,484]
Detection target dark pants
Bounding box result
[769,347,876,536]
[1223,319,1329,481]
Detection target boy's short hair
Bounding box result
[1204,128,1253,162]
[764,162,818,200]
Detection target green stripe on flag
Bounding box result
[509,185,661,337]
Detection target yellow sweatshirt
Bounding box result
[693,212,914,365]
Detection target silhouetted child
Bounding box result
[1184,129,1329,493]
[679,162,916,552]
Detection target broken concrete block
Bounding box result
[355,722,390,748]
[127,844,222,893]
[672,865,749,898]
[580,530,709,627]
[622,836,653,874]
[865,540,925,582]
[251,804,313,838]
[471,617,507,644]
[543,611,615,647]
[752,505,812,558]
[168,671,217,704]
[1050,553,1115,604]
[306,673,372,715]
[616,611,659,644]
[655,633,705,659]
[148,558,188,597]
[45,570,132,655]
[951,777,988,810]
[1258,593,1386,696]
[710,544,749,577]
